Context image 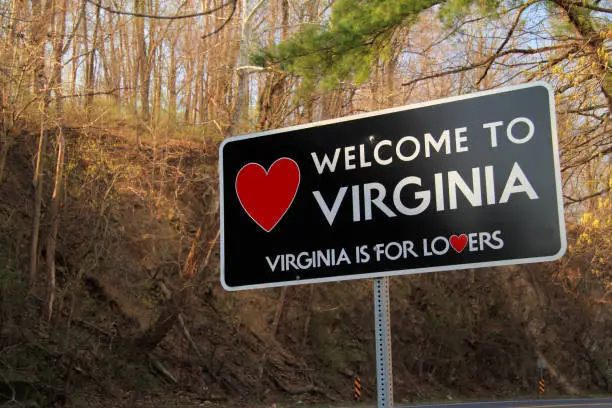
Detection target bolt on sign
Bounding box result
[219,82,566,291]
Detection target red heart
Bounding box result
[449,234,468,253]
[235,158,300,232]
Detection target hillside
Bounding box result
[0,127,610,407]
[1,0,611,404]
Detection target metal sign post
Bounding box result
[374,277,394,408]
[537,357,547,397]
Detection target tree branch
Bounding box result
[561,0,612,13]
[85,0,231,20]
[477,1,538,86]
[235,65,267,72]
[245,0,267,26]
[402,45,577,87]
[561,144,612,172]
[562,104,608,114]
[55,87,133,100]
[202,0,237,39]
[564,187,612,207]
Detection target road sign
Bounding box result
[537,357,547,369]
[219,82,566,291]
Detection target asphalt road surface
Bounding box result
[398,398,612,408]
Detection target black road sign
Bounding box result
[219,82,566,291]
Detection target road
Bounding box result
[398,398,612,408]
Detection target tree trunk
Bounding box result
[120,17,134,107]
[152,47,162,124]
[183,56,193,123]
[99,34,112,98]
[194,54,202,125]
[136,0,150,121]
[228,69,248,136]
[85,4,101,109]
[168,39,177,121]
[384,56,397,107]
[0,0,15,181]
[228,0,270,136]
[51,0,68,116]
[108,16,121,103]
[7,0,22,46]
[196,48,207,125]
[167,37,177,122]
[44,127,65,321]
[30,0,48,96]
[148,0,160,123]
[71,7,80,101]
[80,3,89,107]
[553,0,612,112]
[28,101,48,287]
[227,0,252,137]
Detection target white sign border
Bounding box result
[218,81,567,291]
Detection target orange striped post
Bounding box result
[539,378,545,394]
[353,375,362,401]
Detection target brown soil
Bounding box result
[0,127,610,407]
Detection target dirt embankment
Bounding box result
[0,128,610,407]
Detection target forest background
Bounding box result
[0,0,610,406]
